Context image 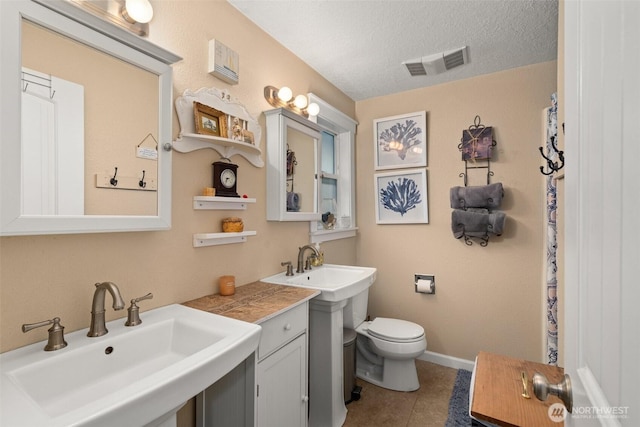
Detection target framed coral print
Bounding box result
[374,111,427,170]
[375,169,429,224]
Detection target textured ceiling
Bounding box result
[228,0,559,101]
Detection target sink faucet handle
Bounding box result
[22,317,68,351]
[132,292,153,304]
[281,261,294,276]
[125,293,153,327]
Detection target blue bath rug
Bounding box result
[445,369,473,427]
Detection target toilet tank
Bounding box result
[343,288,369,329]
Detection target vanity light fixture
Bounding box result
[67,0,152,36]
[121,0,154,24]
[264,85,320,118]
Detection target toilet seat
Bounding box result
[366,317,424,343]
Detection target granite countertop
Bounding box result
[183,281,319,324]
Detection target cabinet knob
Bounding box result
[284,323,291,331]
[302,395,309,402]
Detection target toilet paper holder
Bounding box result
[415,274,435,294]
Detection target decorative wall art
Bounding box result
[194,101,227,137]
[374,169,429,224]
[374,111,427,170]
[460,122,493,161]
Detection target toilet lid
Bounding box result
[367,317,424,342]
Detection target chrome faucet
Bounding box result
[297,244,321,273]
[88,282,125,337]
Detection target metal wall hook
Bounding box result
[139,170,146,188]
[539,135,565,175]
[110,167,118,186]
[532,372,573,413]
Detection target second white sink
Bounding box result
[262,264,377,302]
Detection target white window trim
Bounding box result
[307,93,358,243]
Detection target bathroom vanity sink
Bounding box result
[262,264,377,302]
[0,304,261,427]
[263,264,378,426]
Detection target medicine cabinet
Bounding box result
[0,0,180,235]
[265,108,322,222]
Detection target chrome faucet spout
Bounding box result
[297,244,321,273]
[88,281,125,337]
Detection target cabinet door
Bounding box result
[257,334,307,427]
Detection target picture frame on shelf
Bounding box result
[374,111,427,170]
[374,168,429,224]
[194,101,227,137]
[228,115,254,144]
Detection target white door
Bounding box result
[564,1,639,426]
[21,68,84,215]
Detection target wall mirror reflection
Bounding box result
[1,0,181,235]
[22,19,159,216]
[266,108,321,221]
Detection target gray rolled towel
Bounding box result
[450,182,504,209]
[451,209,506,239]
[287,192,300,212]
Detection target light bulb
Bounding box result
[293,94,308,109]
[276,86,293,103]
[124,0,153,23]
[306,102,320,116]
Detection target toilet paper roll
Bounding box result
[415,279,433,294]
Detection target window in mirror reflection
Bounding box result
[321,131,338,223]
[21,19,159,216]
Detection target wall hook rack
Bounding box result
[539,135,564,175]
[457,115,496,186]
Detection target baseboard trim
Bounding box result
[417,350,475,371]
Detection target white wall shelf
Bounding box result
[193,231,257,247]
[173,133,263,167]
[193,196,256,210]
[172,87,263,167]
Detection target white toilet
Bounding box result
[343,288,427,392]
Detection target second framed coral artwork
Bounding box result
[374,169,429,224]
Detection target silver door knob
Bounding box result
[532,372,573,413]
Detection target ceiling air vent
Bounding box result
[403,46,468,76]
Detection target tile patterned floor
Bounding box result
[343,360,458,427]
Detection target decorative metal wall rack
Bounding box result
[453,115,503,246]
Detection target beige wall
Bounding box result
[355,61,557,362]
[0,0,355,354]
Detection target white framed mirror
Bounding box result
[265,108,322,221]
[0,0,181,236]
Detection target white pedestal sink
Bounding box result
[0,304,261,427]
[262,264,376,427]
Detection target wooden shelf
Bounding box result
[193,196,256,210]
[193,231,257,247]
